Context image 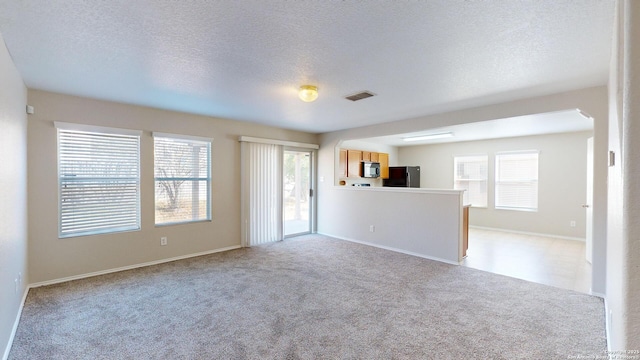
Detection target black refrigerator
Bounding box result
[383,166,420,188]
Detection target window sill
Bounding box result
[154,219,212,227]
[495,207,538,212]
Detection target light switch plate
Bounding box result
[609,151,615,167]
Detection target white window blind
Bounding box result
[454,155,488,207]
[495,151,539,211]
[154,134,211,225]
[240,141,283,247]
[58,128,140,238]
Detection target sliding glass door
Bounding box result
[283,149,313,236]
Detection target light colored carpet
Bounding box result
[9,234,606,359]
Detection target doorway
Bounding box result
[283,149,314,236]
[585,137,593,263]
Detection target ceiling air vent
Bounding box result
[345,91,376,102]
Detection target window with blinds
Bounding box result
[58,127,141,238]
[454,155,488,207]
[154,133,211,225]
[495,151,539,211]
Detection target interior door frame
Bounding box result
[586,137,594,263]
[283,147,317,237]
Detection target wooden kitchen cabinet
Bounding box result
[339,148,388,179]
[378,153,389,179]
[338,149,348,178]
[347,150,363,177]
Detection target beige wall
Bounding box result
[319,86,608,294]
[398,131,592,239]
[27,90,318,284]
[319,188,464,264]
[0,35,28,357]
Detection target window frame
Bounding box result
[453,154,488,208]
[153,132,213,226]
[56,122,141,238]
[494,150,539,212]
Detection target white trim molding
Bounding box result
[238,136,319,150]
[54,121,142,136]
[3,245,242,359]
[319,232,460,266]
[603,297,611,353]
[469,225,586,242]
[2,288,29,360]
[29,245,241,288]
[152,131,213,143]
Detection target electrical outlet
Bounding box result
[160,237,168,246]
[570,221,576,227]
[369,225,375,232]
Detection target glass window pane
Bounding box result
[495,151,539,211]
[454,155,488,208]
[58,129,140,237]
[154,136,211,225]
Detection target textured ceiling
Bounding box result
[0,1,615,133]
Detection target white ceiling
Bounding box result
[359,109,594,147]
[0,1,615,134]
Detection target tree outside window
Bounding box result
[154,135,211,225]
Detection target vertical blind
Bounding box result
[495,151,539,211]
[58,128,140,237]
[241,141,283,246]
[153,134,211,225]
[453,155,488,207]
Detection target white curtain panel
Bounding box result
[240,141,283,247]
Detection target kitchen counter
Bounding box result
[335,185,465,196]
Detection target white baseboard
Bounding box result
[4,245,243,359]
[469,226,586,242]
[4,245,242,359]
[29,245,242,289]
[318,232,459,266]
[2,287,29,360]
[602,296,611,352]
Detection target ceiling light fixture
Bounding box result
[402,132,454,142]
[299,85,319,102]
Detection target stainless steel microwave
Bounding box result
[361,161,381,178]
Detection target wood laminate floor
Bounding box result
[462,228,591,294]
